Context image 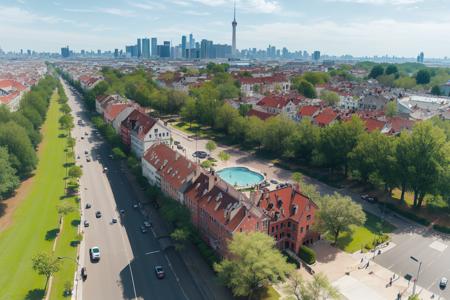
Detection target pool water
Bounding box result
[217,167,264,187]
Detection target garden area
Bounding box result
[330,211,396,254]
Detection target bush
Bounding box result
[433,224,450,234]
[384,203,431,226]
[298,246,316,265]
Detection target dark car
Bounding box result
[112,218,118,224]
[85,203,91,209]
[361,194,378,203]
[174,141,180,145]
[81,267,87,280]
[84,151,89,155]
[154,266,165,279]
[95,211,102,218]
[193,151,208,159]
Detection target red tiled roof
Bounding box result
[314,108,338,126]
[247,109,276,120]
[104,103,130,121]
[121,109,158,140]
[257,95,289,109]
[239,74,288,85]
[298,105,320,117]
[362,117,386,132]
[0,79,27,92]
[143,143,198,191]
[387,117,415,134]
[0,91,20,105]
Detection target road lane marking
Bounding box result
[145,250,160,255]
[164,254,189,300]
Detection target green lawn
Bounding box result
[332,211,396,253]
[0,92,80,300]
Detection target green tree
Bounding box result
[315,193,366,245]
[404,122,448,207]
[205,140,217,155]
[32,252,61,292]
[416,69,431,85]
[377,74,396,87]
[112,147,127,159]
[0,147,20,199]
[215,104,240,134]
[180,97,197,128]
[218,151,231,163]
[291,172,304,186]
[0,121,38,177]
[286,272,340,300]
[369,65,384,79]
[170,228,190,251]
[431,85,441,96]
[385,64,399,75]
[238,104,252,117]
[262,116,296,155]
[320,90,340,106]
[385,101,397,117]
[59,114,74,130]
[214,232,294,299]
[244,116,265,149]
[68,165,82,179]
[57,202,76,220]
[394,76,416,89]
[296,80,317,98]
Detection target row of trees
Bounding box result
[0,76,58,199]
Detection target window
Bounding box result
[306,215,311,221]
[271,226,275,233]
[300,227,304,233]
[287,233,291,238]
[276,225,279,231]
[256,222,259,230]
[287,221,291,228]
[306,225,310,231]
[280,223,284,228]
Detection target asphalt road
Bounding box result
[63,80,204,300]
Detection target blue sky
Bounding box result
[1,0,449,57]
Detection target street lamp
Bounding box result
[410,256,422,296]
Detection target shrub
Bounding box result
[298,246,316,265]
[433,224,450,234]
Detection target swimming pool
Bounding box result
[217,166,264,187]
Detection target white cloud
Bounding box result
[326,0,423,5]
[184,10,210,15]
[97,7,135,17]
[129,1,166,10]
[180,0,280,13]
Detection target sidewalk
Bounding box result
[121,162,233,300]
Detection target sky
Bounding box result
[1,0,450,57]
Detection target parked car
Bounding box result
[193,151,208,159]
[89,247,100,261]
[140,226,148,234]
[270,179,279,185]
[361,194,378,203]
[144,221,152,228]
[440,277,448,289]
[84,150,89,155]
[85,203,91,209]
[84,220,89,227]
[86,157,91,162]
[177,144,183,150]
[95,211,102,218]
[154,266,165,279]
[112,218,117,224]
[81,136,84,140]
[84,132,88,136]
[173,140,180,145]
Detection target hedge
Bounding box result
[298,246,316,265]
[384,202,431,226]
[433,224,450,234]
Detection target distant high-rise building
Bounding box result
[158,41,171,58]
[181,35,187,58]
[137,38,142,58]
[232,1,237,56]
[312,50,321,61]
[61,46,70,58]
[151,38,157,56]
[189,33,194,49]
[97,49,101,55]
[114,48,119,58]
[417,51,424,63]
[142,38,150,58]
[200,39,214,59]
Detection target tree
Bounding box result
[180,97,197,128]
[68,165,82,179]
[218,151,231,163]
[170,228,190,251]
[385,64,398,76]
[286,272,340,300]
[32,253,61,291]
[315,193,366,245]
[59,114,73,130]
[67,137,76,150]
[214,232,294,299]
[416,69,431,85]
[369,65,384,79]
[320,90,340,106]
[112,147,126,159]
[205,140,217,155]
[394,76,416,89]
[431,85,441,96]
[0,147,20,199]
[60,103,71,114]
[291,172,304,186]
[385,101,397,117]
[57,202,76,219]
[296,80,317,98]
[403,122,448,207]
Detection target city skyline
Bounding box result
[1,0,450,57]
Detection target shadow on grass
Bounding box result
[45,228,60,241]
[71,219,80,227]
[63,162,75,168]
[24,288,45,300]
[70,240,80,247]
[58,133,67,138]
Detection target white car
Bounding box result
[89,247,100,261]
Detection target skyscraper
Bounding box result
[232,1,237,57]
[142,38,150,58]
[137,38,142,58]
[181,35,187,58]
[312,50,321,61]
[151,38,157,56]
[61,46,70,58]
